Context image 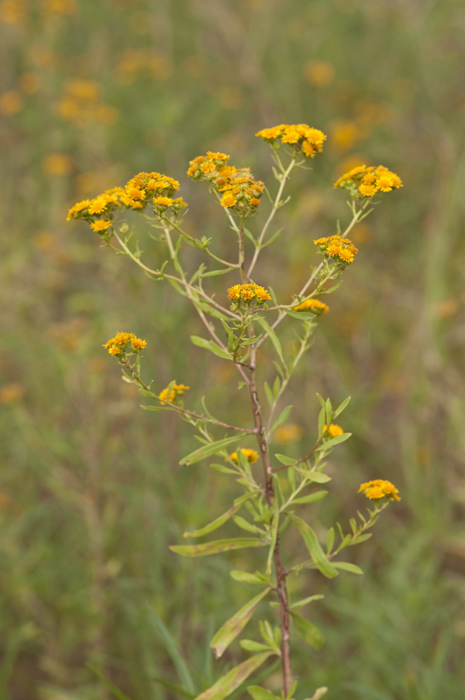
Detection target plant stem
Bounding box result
[247,158,297,279]
[239,237,293,694]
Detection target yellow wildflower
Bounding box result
[229,449,259,465]
[103,332,147,355]
[227,283,271,304]
[153,195,173,207]
[256,123,327,158]
[91,220,112,232]
[67,199,91,220]
[293,299,329,314]
[358,479,401,501]
[334,164,402,198]
[323,424,343,438]
[221,192,238,207]
[314,235,358,266]
[159,382,190,405]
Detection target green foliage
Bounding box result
[2,1,465,699]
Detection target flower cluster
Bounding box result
[187,151,264,217]
[314,235,358,265]
[255,123,327,158]
[358,480,401,501]
[323,424,344,438]
[229,449,259,465]
[103,332,147,356]
[293,298,329,314]
[227,283,271,306]
[67,172,187,237]
[334,165,403,198]
[159,382,190,405]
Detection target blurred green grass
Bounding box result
[1,0,465,698]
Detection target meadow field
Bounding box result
[1,1,465,699]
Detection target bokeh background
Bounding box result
[2,1,465,698]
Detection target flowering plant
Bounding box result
[68,123,402,700]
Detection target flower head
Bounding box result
[314,235,358,267]
[256,123,327,158]
[188,152,264,217]
[227,283,271,305]
[103,332,147,356]
[358,479,401,501]
[334,165,402,198]
[159,382,190,405]
[229,448,259,465]
[293,298,329,314]
[323,424,343,438]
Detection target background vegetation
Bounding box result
[1,1,465,698]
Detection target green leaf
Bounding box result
[211,588,271,658]
[270,405,293,435]
[293,467,331,483]
[332,562,364,575]
[171,538,265,557]
[291,613,324,650]
[289,514,338,579]
[191,336,231,360]
[333,395,351,419]
[349,533,372,545]
[290,594,324,609]
[138,388,155,398]
[87,665,134,700]
[146,606,196,695]
[319,433,351,449]
[292,490,328,505]
[247,686,281,700]
[183,495,249,538]
[255,317,285,365]
[317,406,325,438]
[326,528,335,555]
[240,640,271,653]
[210,463,238,475]
[274,453,298,467]
[195,652,274,700]
[259,227,283,250]
[264,382,274,409]
[230,570,270,585]
[233,516,263,534]
[140,404,170,412]
[180,436,241,466]
[195,300,231,320]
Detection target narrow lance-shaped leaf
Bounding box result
[211,587,272,658]
[289,514,338,579]
[270,405,293,435]
[171,538,265,557]
[332,562,363,575]
[195,652,275,700]
[191,335,232,360]
[180,435,242,466]
[333,395,351,419]
[291,612,324,650]
[183,493,251,538]
[255,316,285,365]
